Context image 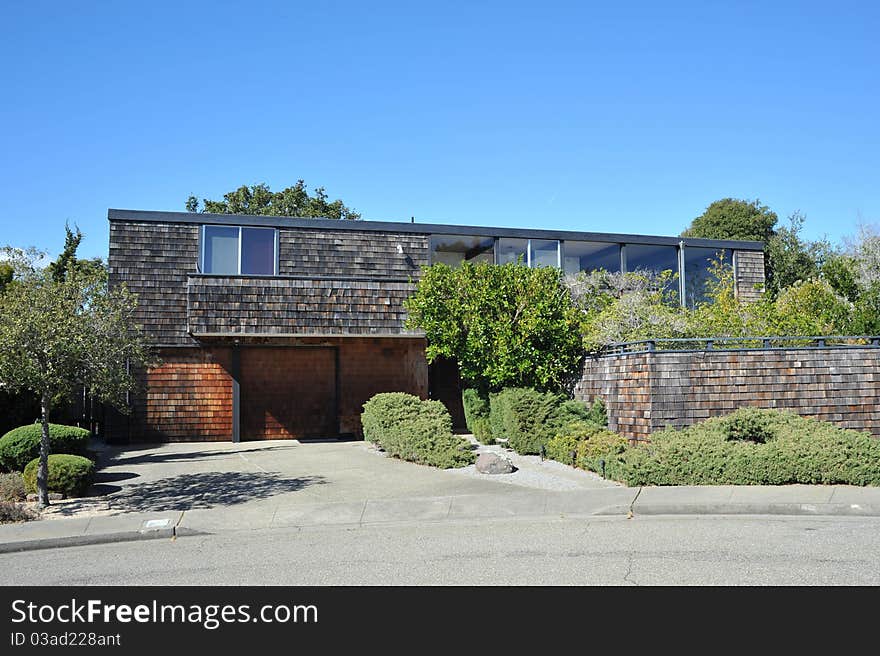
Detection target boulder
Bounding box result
[475,452,515,475]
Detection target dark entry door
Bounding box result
[240,347,337,440]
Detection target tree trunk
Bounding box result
[37,392,51,509]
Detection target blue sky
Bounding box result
[1,1,877,260]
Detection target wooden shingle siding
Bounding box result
[187,276,420,335]
[108,221,200,345]
[116,347,234,442]
[734,250,765,301]
[577,348,880,440]
[279,229,429,277]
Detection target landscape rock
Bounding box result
[475,452,516,475]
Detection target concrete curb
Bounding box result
[619,503,880,518]
[0,526,204,555]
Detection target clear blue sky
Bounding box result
[1,1,877,260]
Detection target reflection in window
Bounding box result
[529,240,559,268]
[201,225,278,275]
[430,235,495,267]
[625,243,680,302]
[203,226,239,275]
[684,247,733,308]
[497,238,528,265]
[563,241,621,275]
[625,244,679,275]
[241,228,276,275]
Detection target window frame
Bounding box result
[199,224,279,276]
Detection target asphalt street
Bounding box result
[3,514,879,585]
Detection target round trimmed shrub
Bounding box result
[23,454,95,497]
[0,424,91,472]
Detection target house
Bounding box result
[104,208,765,443]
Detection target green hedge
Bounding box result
[0,424,91,473]
[488,388,604,455]
[362,393,475,469]
[23,454,95,497]
[607,408,880,486]
[461,388,493,444]
[489,388,563,455]
[546,420,627,472]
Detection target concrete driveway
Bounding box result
[58,437,610,517]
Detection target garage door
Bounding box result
[240,347,337,440]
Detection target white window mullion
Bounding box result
[237,227,243,275]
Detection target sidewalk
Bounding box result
[3,484,880,553]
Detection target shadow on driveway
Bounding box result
[107,471,326,512]
[100,445,301,467]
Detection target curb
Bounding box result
[595,503,880,518]
[0,526,204,555]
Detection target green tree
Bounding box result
[186,180,360,220]
[0,266,153,508]
[764,211,827,297]
[404,262,584,393]
[682,198,778,243]
[46,224,106,283]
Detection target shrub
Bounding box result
[545,420,627,474]
[362,393,475,469]
[489,388,565,455]
[575,429,629,472]
[23,454,95,497]
[608,410,880,486]
[545,432,581,465]
[0,501,35,524]
[585,398,608,428]
[719,406,779,443]
[462,388,494,444]
[361,393,426,444]
[0,472,26,502]
[0,424,91,472]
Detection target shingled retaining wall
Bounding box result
[575,347,880,441]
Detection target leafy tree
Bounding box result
[45,224,106,283]
[567,269,687,351]
[186,180,360,220]
[404,262,584,394]
[0,254,153,508]
[682,198,778,243]
[0,263,12,293]
[764,211,827,297]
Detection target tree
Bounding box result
[45,224,106,283]
[0,249,153,508]
[682,198,778,243]
[764,211,827,298]
[404,262,585,394]
[186,181,360,220]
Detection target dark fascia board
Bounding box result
[107,208,765,251]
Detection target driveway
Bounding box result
[42,437,614,520]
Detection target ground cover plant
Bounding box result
[551,407,880,487]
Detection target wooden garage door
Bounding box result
[240,347,337,440]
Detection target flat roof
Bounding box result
[107,208,765,250]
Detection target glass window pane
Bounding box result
[529,240,559,268]
[203,226,239,274]
[625,244,679,275]
[684,247,733,308]
[241,228,276,275]
[563,241,621,275]
[430,235,494,267]
[497,238,528,265]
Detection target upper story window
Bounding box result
[563,241,621,275]
[201,225,278,275]
[683,246,733,308]
[430,234,495,267]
